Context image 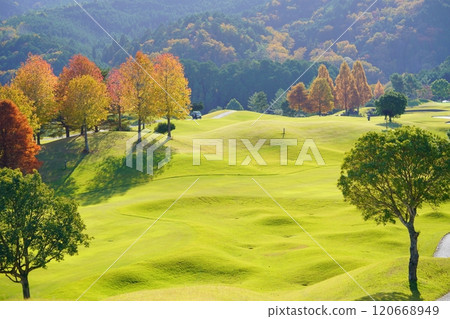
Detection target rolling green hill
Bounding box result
[0,103,448,301]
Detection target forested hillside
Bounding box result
[0,0,449,85]
[0,0,268,81]
[0,0,72,19]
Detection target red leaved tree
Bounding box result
[0,100,41,174]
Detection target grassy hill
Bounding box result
[0,103,448,301]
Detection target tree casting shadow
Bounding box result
[82,148,171,205]
[357,282,422,301]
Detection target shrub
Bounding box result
[155,122,175,134]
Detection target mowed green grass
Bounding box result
[0,103,449,301]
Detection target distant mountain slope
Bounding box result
[0,0,73,19]
[0,0,268,82]
[0,0,449,84]
[247,0,450,74]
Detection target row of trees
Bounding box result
[286,61,374,116]
[1,52,191,153]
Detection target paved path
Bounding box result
[437,293,450,301]
[434,233,450,258]
[211,110,236,119]
[434,233,450,301]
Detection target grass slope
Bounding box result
[0,103,449,301]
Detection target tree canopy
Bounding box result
[375,91,407,122]
[338,127,449,285]
[431,79,450,100]
[0,99,40,174]
[0,168,90,299]
[11,54,57,144]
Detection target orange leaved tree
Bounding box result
[0,100,41,173]
[287,82,310,113]
[352,61,373,114]
[107,68,128,131]
[309,78,334,115]
[335,61,358,115]
[374,80,385,99]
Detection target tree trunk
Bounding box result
[65,126,70,138]
[118,106,122,131]
[80,126,84,136]
[407,225,419,283]
[167,116,172,138]
[21,274,30,299]
[83,123,90,153]
[94,125,99,133]
[138,117,141,142]
[36,132,41,145]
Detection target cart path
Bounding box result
[434,233,450,301]
[212,110,236,119]
[434,233,450,258]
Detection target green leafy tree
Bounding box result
[191,102,204,112]
[403,73,421,99]
[376,91,407,123]
[226,98,243,110]
[0,168,91,299]
[390,73,405,94]
[431,79,450,101]
[338,127,449,290]
[270,88,288,115]
[248,91,269,113]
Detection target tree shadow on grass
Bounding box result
[357,282,423,301]
[81,147,172,205]
[376,122,403,130]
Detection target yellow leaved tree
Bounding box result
[62,75,110,153]
[153,53,191,138]
[12,54,57,144]
[119,51,155,141]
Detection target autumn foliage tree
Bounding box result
[107,68,128,131]
[62,75,110,153]
[153,53,191,138]
[287,82,309,113]
[335,61,358,115]
[120,51,155,141]
[0,100,41,174]
[317,64,335,99]
[0,85,38,132]
[374,80,385,99]
[57,54,104,137]
[309,78,334,115]
[11,54,57,145]
[352,61,373,114]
